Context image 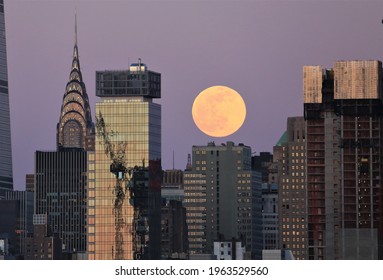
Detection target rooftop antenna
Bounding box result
[74,8,78,46]
[138,58,142,95]
[186,154,192,171]
[172,150,175,170]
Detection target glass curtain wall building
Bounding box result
[88,62,161,260]
[0,0,13,198]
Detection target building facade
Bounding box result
[35,150,88,256]
[184,142,262,259]
[56,16,94,151]
[261,183,279,251]
[25,174,35,192]
[88,61,161,260]
[304,60,383,259]
[24,214,62,260]
[0,0,13,198]
[34,20,93,259]
[0,190,33,259]
[161,169,184,203]
[161,199,188,259]
[252,152,273,183]
[277,117,308,260]
[213,240,246,260]
[5,191,33,258]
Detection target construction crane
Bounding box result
[95,112,130,260]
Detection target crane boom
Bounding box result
[95,112,128,260]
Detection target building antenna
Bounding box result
[186,154,192,170]
[74,7,78,46]
[173,150,175,170]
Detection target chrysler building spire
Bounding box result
[57,16,94,151]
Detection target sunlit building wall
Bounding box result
[334,60,380,99]
[303,66,323,104]
[88,63,161,260]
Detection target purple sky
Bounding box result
[5,0,383,189]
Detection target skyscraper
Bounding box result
[184,142,262,259]
[56,15,94,151]
[277,117,308,260]
[304,60,383,259]
[34,18,92,259]
[35,150,88,257]
[87,61,161,260]
[0,0,13,198]
[0,190,33,259]
[261,183,279,251]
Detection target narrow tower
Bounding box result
[0,0,13,197]
[34,16,93,258]
[57,14,94,151]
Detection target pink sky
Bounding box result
[4,0,383,189]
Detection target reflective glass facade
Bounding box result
[96,64,161,99]
[0,0,13,197]
[88,96,161,260]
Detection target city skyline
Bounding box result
[5,0,383,189]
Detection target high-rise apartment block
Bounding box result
[184,142,262,259]
[0,0,13,198]
[277,117,308,260]
[88,61,161,260]
[304,60,383,259]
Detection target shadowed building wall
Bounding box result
[304,61,383,259]
[0,0,13,198]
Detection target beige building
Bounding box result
[303,65,323,104]
[334,60,381,99]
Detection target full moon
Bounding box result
[192,85,246,137]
